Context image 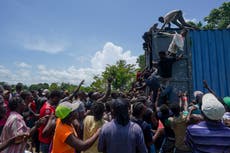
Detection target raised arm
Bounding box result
[181,92,188,111]
[61,80,85,102]
[186,105,197,124]
[203,80,225,104]
[155,88,161,111]
[159,23,167,32]
[203,80,216,96]
[96,78,112,103]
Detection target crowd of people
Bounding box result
[0,63,230,153]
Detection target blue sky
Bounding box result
[0,0,227,85]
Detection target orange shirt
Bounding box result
[51,118,75,153]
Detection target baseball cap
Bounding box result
[223,97,230,108]
[55,101,80,119]
[201,93,225,120]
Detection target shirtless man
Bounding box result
[158,10,197,31]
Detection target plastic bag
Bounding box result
[168,32,184,54]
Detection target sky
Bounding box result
[0,0,228,86]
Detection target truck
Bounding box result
[143,28,230,99]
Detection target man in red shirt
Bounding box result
[38,90,61,153]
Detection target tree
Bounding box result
[80,86,92,93]
[90,60,136,91]
[90,76,105,92]
[60,82,77,93]
[204,2,230,29]
[187,21,203,29]
[49,83,60,91]
[102,60,136,91]
[136,54,146,71]
[29,83,49,91]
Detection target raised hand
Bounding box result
[107,77,113,83]
[80,80,85,85]
[203,80,208,89]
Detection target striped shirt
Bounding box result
[0,111,30,153]
[186,121,230,153]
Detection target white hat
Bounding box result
[42,89,50,96]
[72,101,85,113]
[201,93,225,120]
[193,90,203,98]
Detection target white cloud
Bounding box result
[0,65,12,78]
[91,42,137,69]
[14,69,32,83]
[16,62,31,68]
[74,55,91,65]
[37,65,46,71]
[0,65,29,84]
[20,34,69,54]
[24,39,66,54]
[35,66,101,85]
[185,18,198,23]
[1,42,138,86]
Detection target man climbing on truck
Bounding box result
[158,10,197,31]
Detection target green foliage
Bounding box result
[136,54,146,71]
[80,86,92,93]
[29,83,49,91]
[29,82,84,93]
[184,2,229,30]
[1,81,94,94]
[90,60,136,91]
[102,60,136,91]
[49,83,60,91]
[90,76,105,92]
[204,2,230,29]
[60,82,77,93]
[187,21,203,29]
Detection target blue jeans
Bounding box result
[40,142,50,153]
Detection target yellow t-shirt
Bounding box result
[83,115,105,153]
[51,118,75,153]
